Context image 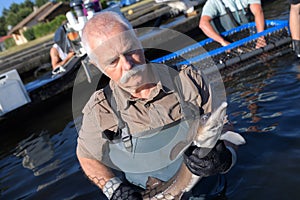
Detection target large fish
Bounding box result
[142,102,246,200]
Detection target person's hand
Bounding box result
[220,40,231,53]
[256,36,266,48]
[68,51,75,57]
[183,140,232,177]
[220,40,231,47]
[111,183,143,200]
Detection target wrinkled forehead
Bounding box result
[89,30,142,65]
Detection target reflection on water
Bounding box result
[1,1,300,199]
[225,54,300,200]
[0,116,103,200]
[225,62,280,133]
[14,131,57,177]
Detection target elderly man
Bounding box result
[77,11,237,200]
[199,0,266,48]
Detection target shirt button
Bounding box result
[145,103,150,108]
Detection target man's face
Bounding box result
[90,30,147,90]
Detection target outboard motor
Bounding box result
[65,0,87,55]
[66,0,87,34]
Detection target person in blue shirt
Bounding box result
[199,0,266,48]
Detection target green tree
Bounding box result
[4,37,16,49]
[18,8,33,19]
[0,16,6,36]
[35,0,49,7]
[9,3,20,13]
[21,0,34,9]
[23,28,36,41]
[2,8,9,17]
[6,12,19,27]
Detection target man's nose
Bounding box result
[120,54,133,71]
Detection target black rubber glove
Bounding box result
[183,140,232,177]
[111,183,143,200]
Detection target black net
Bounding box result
[158,23,291,76]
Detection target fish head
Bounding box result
[193,102,228,148]
[169,102,228,160]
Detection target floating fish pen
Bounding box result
[153,20,291,76]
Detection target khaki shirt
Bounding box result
[77,64,212,161]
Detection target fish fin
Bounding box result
[170,141,189,160]
[145,176,164,190]
[220,131,246,145]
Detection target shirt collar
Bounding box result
[112,83,175,111]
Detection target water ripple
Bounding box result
[257,92,278,102]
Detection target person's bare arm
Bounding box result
[50,47,62,69]
[77,155,115,190]
[199,15,230,46]
[289,3,300,40]
[250,3,266,48]
[62,51,75,65]
[250,3,265,33]
[50,48,75,69]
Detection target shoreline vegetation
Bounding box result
[0,0,153,59]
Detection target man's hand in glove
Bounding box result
[184,140,233,177]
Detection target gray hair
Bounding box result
[81,11,134,64]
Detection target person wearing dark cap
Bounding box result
[50,24,75,75]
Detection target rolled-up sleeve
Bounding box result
[201,0,220,18]
[179,65,213,115]
[248,0,261,5]
[76,92,108,161]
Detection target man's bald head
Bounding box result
[81,11,135,64]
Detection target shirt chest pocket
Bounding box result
[121,94,182,134]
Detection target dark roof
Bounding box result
[38,2,69,22]
[8,2,55,35]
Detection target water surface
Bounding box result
[1,1,299,199]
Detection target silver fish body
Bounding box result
[142,102,245,199]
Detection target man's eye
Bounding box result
[125,50,137,56]
[107,58,119,68]
[127,50,135,55]
[111,58,118,65]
